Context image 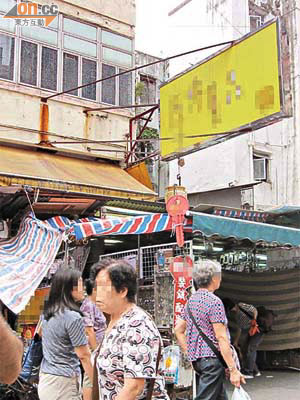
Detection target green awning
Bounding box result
[191,212,300,247]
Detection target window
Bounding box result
[41,47,57,91]
[250,15,262,32]
[21,25,57,46]
[0,14,133,104]
[0,16,15,33]
[102,31,132,52]
[140,75,156,104]
[119,69,132,106]
[63,53,79,96]
[0,33,14,81]
[103,47,132,67]
[102,64,116,104]
[0,0,16,13]
[20,40,37,85]
[82,58,97,100]
[64,18,97,41]
[64,34,97,58]
[253,155,269,181]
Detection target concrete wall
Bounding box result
[189,187,243,208]
[0,0,136,160]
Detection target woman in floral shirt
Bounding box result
[90,259,169,400]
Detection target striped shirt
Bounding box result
[236,303,257,330]
[181,289,230,362]
[40,309,88,377]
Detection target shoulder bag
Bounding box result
[238,305,260,336]
[187,302,240,370]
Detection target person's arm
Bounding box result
[115,377,145,400]
[253,308,258,320]
[74,345,93,383]
[213,323,245,388]
[0,314,23,384]
[85,327,97,351]
[174,318,188,354]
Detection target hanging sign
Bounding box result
[169,255,193,326]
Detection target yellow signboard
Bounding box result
[160,20,283,159]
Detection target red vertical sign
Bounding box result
[169,255,193,326]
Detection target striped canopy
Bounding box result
[0,215,64,314]
[72,213,173,240]
[217,269,300,351]
[45,214,174,240]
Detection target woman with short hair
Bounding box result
[38,268,93,400]
[90,259,169,400]
[175,259,244,400]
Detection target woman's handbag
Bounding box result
[187,303,240,370]
[145,340,161,400]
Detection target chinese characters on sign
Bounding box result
[4,1,59,27]
[169,255,193,326]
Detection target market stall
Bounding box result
[1,206,299,395]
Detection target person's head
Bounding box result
[44,268,83,320]
[193,259,222,292]
[90,258,137,315]
[222,298,237,314]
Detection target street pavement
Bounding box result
[225,369,300,400]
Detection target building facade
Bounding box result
[134,50,169,195]
[0,0,136,159]
[168,0,300,210]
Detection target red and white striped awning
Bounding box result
[213,209,268,222]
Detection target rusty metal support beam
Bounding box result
[126,105,159,167]
[84,103,159,113]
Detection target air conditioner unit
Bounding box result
[253,158,267,180]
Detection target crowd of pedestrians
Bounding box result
[0,257,272,399]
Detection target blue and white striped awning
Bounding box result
[0,215,64,314]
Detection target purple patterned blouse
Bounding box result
[181,289,230,362]
[80,297,106,344]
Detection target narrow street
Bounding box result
[225,370,300,399]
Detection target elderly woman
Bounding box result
[90,259,169,400]
[175,259,244,400]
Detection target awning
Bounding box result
[45,213,173,240]
[0,145,156,201]
[217,270,300,351]
[0,215,63,313]
[191,212,300,246]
